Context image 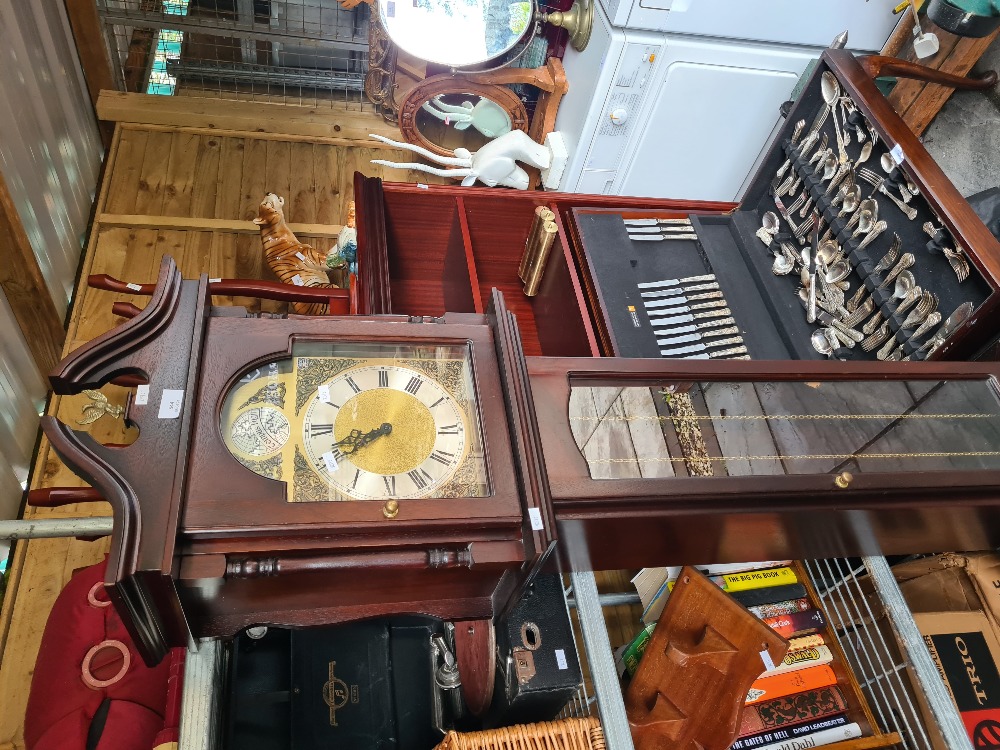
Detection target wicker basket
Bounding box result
[433,717,605,750]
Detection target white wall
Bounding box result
[0,1,104,518]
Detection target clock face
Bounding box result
[219,342,490,502]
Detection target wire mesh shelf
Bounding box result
[96,0,374,109]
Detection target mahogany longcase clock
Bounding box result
[41,257,554,677]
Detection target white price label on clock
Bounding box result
[322,450,339,473]
[134,384,150,405]
[528,507,544,531]
[318,384,332,403]
[158,389,184,419]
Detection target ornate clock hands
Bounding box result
[333,423,393,454]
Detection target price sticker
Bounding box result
[759,648,776,671]
[291,274,304,286]
[209,277,222,284]
[318,384,332,404]
[528,507,544,531]
[555,649,568,670]
[322,450,339,473]
[890,143,905,165]
[295,252,306,260]
[158,389,184,419]
[416,183,429,190]
[126,282,142,292]
[134,384,150,405]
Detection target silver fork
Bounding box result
[857,168,918,220]
[902,291,938,328]
[872,235,901,273]
[862,322,891,352]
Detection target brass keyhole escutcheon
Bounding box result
[834,471,853,489]
[383,499,399,519]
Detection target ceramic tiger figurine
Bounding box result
[254,193,336,315]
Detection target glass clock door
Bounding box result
[220,341,491,502]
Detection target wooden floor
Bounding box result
[0,120,448,748]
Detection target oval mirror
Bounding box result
[377,0,534,67]
[400,78,529,156]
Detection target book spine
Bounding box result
[658,561,794,581]
[760,646,833,678]
[738,686,848,736]
[749,598,812,619]
[749,723,861,750]
[746,665,837,705]
[731,584,808,608]
[723,567,799,592]
[786,634,825,653]
[763,609,826,638]
[621,624,655,677]
[731,714,849,750]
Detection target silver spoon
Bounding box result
[811,329,837,358]
[762,211,780,234]
[880,152,914,202]
[858,138,874,164]
[821,72,848,163]
[850,209,875,239]
[845,199,877,234]
[825,260,852,284]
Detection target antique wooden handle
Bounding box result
[90,274,353,314]
[859,55,998,90]
[27,487,105,507]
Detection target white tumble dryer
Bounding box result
[552,0,900,201]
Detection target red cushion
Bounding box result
[24,558,172,750]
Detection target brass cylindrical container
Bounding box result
[523,220,559,297]
[519,206,555,282]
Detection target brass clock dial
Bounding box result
[220,342,489,502]
[302,364,469,499]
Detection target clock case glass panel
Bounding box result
[220,341,490,502]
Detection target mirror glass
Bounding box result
[415,93,514,151]
[378,0,534,67]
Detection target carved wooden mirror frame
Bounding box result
[399,77,530,157]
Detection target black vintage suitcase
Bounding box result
[225,618,440,750]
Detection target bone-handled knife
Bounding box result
[660,336,745,358]
[638,274,715,290]
[646,299,727,313]
[626,225,695,234]
[650,316,736,338]
[665,345,750,360]
[644,292,724,310]
[649,308,732,328]
[640,282,719,298]
[657,325,741,347]
[628,233,699,242]
[624,218,692,226]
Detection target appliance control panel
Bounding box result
[582,42,662,183]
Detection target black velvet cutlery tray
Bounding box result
[567,50,999,362]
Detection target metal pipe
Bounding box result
[570,570,636,750]
[863,555,973,750]
[567,591,641,609]
[0,517,114,539]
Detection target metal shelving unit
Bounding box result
[565,558,974,750]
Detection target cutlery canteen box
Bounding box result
[355,49,1000,363]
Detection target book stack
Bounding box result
[626,563,863,750]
